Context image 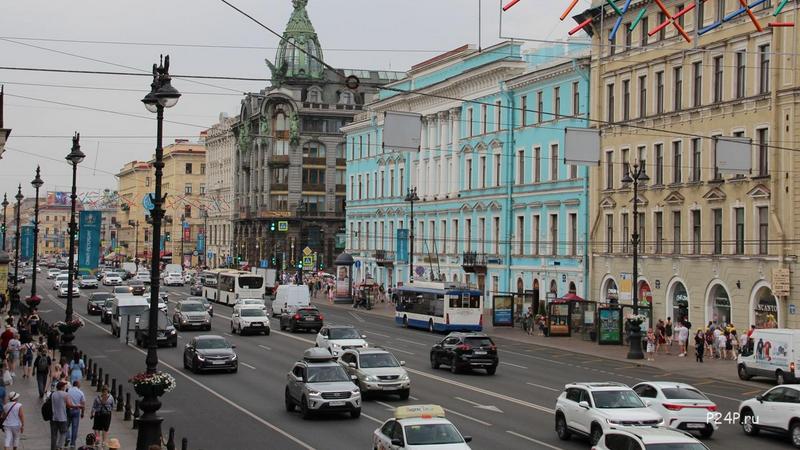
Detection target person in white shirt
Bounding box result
[678,323,690,357]
[2,391,24,450]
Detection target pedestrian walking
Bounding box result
[725,332,734,360]
[694,330,705,363]
[665,317,673,354]
[65,380,85,449]
[19,342,33,380]
[33,347,50,399]
[0,327,13,359]
[15,317,29,347]
[50,381,73,450]
[48,358,62,395]
[59,357,69,381]
[46,328,59,360]
[28,309,39,337]
[677,322,689,357]
[654,320,665,354]
[68,353,84,384]
[91,385,114,446]
[1,391,23,450]
[5,336,19,376]
[716,331,727,360]
[646,328,656,361]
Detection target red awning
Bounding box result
[557,293,585,302]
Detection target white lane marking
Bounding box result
[47,296,316,449]
[409,396,419,401]
[443,408,492,427]
[362,413,384,424]
[405,368,554,414]
[506,430,567,450]
[381,345,415,356]
[258,344,272,351]
[216,311,317,347]
[500,349,567,365]
[240,362,256,370]
[526,382,559,392]
[455,396,503,413]
[375,401,395,411]
[349,311,366,323]
[224,333,233,337]
[500,361,528,369]
[705,392,745,402]
[366,331,392,338]
[395,338,425,346]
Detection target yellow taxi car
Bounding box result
[372,405,472,450]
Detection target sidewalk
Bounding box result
[8,366,137,449]
[311,297,758,387]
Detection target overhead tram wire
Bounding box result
[0,66,269,83]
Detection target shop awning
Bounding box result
[556,293,586,302]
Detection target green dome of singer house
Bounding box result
[274,0,325,79]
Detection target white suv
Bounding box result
[593,426,708,450]
[739,384,800,447]
[555,382,663,445]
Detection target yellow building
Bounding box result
[116,139,207,267]
[580,0,797,328]
[38,203,72,257]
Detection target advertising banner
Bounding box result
[335,265,351,299]
[619,272,632,302]
[78,211,102,270]
[46,192,70,206]
[196,233,205,252]
[492,295,514,327]
[182,222,190,241]
[20,225,35,260]
[396,229,409,263]
[598,307,623,345]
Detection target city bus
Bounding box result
[200,269,224,301]
[394,281,483,332]
[216,270,265,306]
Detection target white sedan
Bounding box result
[102,273,123,286]
[52,274,70,290]
[740,384,800,447]
[78,277,98,289]
[163,273,184,286]
[373,405,472,450]
[632,382,718,438]
[58,285,80,298]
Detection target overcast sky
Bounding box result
[1,0,585,200]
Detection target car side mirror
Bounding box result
[361,335,367,339]
[390,439,403,447]
[400,361,406,366]
[292,374,303,382]
[231,345,237,349]
[756,395,764,402]
[463,436,472,443]
[578,401,590,409]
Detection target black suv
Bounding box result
[430,332,498,375]
[87,292,114,315]
[128,280,146,296]
[279,306,323,333]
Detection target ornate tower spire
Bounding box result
[268,0,325,83]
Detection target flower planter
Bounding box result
[133,383,167,398]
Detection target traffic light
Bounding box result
[297,261,302,269]
[165,232,171,242]
[271,256,277,265]
[270,222,276,232]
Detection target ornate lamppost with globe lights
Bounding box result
[60,133,85,359]
[10,185,22,315]
[621,161,649,360]
[25,166,44,311]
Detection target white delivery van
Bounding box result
[272,285,310,317]
[737,328,800,384]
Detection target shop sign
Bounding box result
[773,268,790,297]
[619,273,632,302]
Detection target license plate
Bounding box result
[305,318,315,321]
[157,336,167,340]
[474,350,487,355]
[686,423,706,429]
[211,360,225,365]
[328,401,345,406]
[381,384,400,389]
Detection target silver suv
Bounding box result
[338,348,410,399]
[285,348,362,420]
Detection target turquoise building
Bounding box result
[343,40,591,318]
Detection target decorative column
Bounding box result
[450,108,462,197]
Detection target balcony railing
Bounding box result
[461,251,487,273]
[374,250,395,267]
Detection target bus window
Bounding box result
[469,295,480,308]
[238,276,264,289]
[219,276,235,293]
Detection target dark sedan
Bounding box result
[279,306,323,333]
[189,283,203,296]
[101,298,114,324]
[87,292,114,315]
[128,280,146,296]
[430,332,498,375]
[183,335,237,374]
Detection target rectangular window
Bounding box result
[200,163,206,175]
[478,218,485,253]
[641,17,649,47]
[550,214,558,255]
[638,75,647,118]
[468,108,474,137]
[452,219,459,254]
[607,84,615,122]
[569,213,577,255]
[673,66,683,111]
[758,206,768,254]
[606,151,614,189]
[697,0,705,26]
[713,208,723,254]
[537,91,544,123]
[532,215,540,255]
[691,138,702,182]
[358,175,362,199]
[494,153,502,187]
[638,212,646,253]
[572,81,580,115]
[517,216,525,254]
[479,156,486,188]
[735,207,745,255]
[399,167,404,194]
[692,61,702,107]
[199,184,206,195]
[184,205,192,218]
[655,211,663,254]
[757,128,769,176]
[184,183,192,195]
[495,100,502,131]
[624,23,632,50]
[521,95,527,126]
[656,71,664,114]
[716,0,725,21]
[676,4,685,28]
[692,209,701,254]
[534,147,541,182]
[550,144,559,181]
[673,210,681,254]
[622,213,629,253]
[637,145,647,175]
[759,44,771,94]
[570,163,578,179]
[465,219,472,252]
[711,134,722,180]
[672,141,682,184]
[606,213,614,253]
[517,150,525,184]
[185,163,192,174]
[467,159,473,190]
[658,11,667,40]
[493,217,501,254]
[713,55,724,103]
[610,30,616,56]
[553,86,561,119]
[622,148,630,179]
[481,104,487,134]
[736,51,746,98]
[623,79,630,121]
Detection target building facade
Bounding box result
[231,0,403,270]
[205,114,237,268]
[580,0,799,328]
[116,160,152,264]
[343,41,591,316]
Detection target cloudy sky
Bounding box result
[1,0,585,200]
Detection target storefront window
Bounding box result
[603,279,619,303]
[638,281,653,309]
[754,288,779,329]
[671,282,689,324]
[709,285,731,327]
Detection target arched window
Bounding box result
[307,87,323,103]
[339,91,354,105]
[274,112,288,132]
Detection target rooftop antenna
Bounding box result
[478,0,483,52]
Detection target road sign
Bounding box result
[278,221,288,232]
[303,255,313,269]
[142,193,155,211]
[303,247,312,257]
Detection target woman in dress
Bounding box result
[91,385,115,445]
[646,328,656,361]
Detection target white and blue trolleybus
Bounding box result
[394,281,483,332]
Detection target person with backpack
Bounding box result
[19,342,33,380]
[2,391,23,450]
[33,347,50,399]
[91,385,115,446]
[49,381,73,450]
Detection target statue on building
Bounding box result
[289,111,300,145]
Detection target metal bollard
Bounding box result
[181,438,188,450]
[166,427,176,450]
[90,365,97,387]
[123,392,132,421]
[132,400,140,429]
[96,368,103,391]
[117,385,124,412]
[104,373,109,389]
[86,358,92,380]
[110,378,117,397]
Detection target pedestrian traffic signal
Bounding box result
[270,221,276,232]
[165,232,171,242]
[297,261,302,269]
[271,256,277,265]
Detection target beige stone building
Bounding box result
[205,114,236,268]
[116,139,207,267]
[580,0,798,329]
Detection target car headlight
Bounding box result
[231,354,237,361]
[331,343,341,348]
[169,329,176,335]
[399,373,410,381]
[351,388,361,395]
[606,419,622,425]
[307,389,321,396]
[196,355,205,361]
[364,375,379,382]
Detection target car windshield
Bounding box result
[241,309,265,317]
[661,388,709,400]
[645,444,708,450]
[329,328,361,340]
[181,303,205,312]
[359,353,399,368]
[195,339,230,350]
[306,365,350,383]
[464,337,494,348]
[592,390,646,408]
[404,424,464,445]
[298,309,318,316]
[91,294,112,302]
[57,276,69,281]
[104,299,114,307]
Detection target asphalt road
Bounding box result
[30,283,795,450]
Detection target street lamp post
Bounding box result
[201,207,208,268]
[1,194,8,251]
[621,161,649,360]
[138,54,181,450]
[26,166,44,310]
[63,133,85,358]
[404,187,419,283]
[180,214,185,270]
[10,185,23,314]
[296,201,306,283]
[129,220,140,272]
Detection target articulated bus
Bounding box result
[203,270,265,305]
[394,281,483,332]
[200,269,224,301]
